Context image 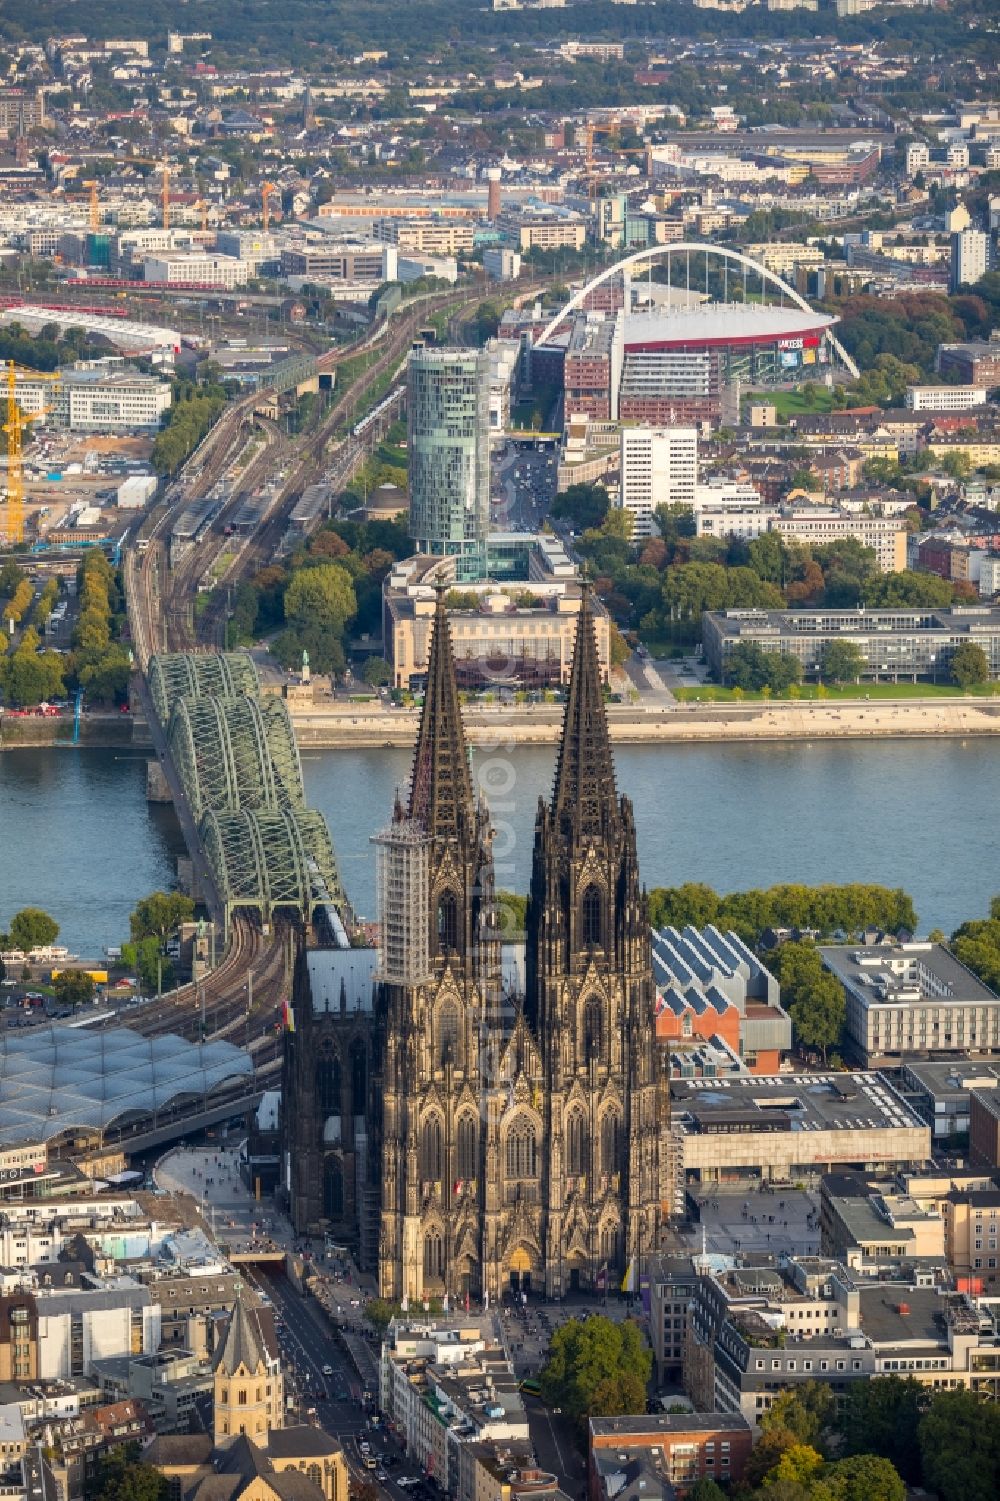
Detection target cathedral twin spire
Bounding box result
[409,581,617,844]
[551,583,618,838]
[409,587,474,841]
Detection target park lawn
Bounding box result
[672,682,1000,703]
[745,387,835,418]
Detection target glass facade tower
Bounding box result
[407,346,491,576]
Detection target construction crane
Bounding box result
[584,121,652,199]
[261,181,277,233]
[120,157,173,229]
[2,364,60,547]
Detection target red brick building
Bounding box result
[589,1413,754,1500]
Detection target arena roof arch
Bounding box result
[535,241,860,379]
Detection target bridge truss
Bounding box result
[147,650,347,933]
[169,692,305,821]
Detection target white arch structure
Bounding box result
[535,241,860,380]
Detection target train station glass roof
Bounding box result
[0,1024,252,1143]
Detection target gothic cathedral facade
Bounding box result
[284,588,669,1301]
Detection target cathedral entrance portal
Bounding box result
[508,1246,532,1295]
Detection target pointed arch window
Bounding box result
[324,1158,344,1219]
[350,1038,367,1116]
[505,1116,537,1179]
[566,1110,589,1177]
[437,890,459,954]
[437,997,463,1069]
[600,1111,621,1175]
[457,1114,477,1181]
[582,884,603,948]
[420,1116,444,1181]
[584,996,604,1060]
[316,1047,341,1116]
[424,1230,444,1280]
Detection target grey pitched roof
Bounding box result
[266,1426,341,1459]
[211,1294,269,1376]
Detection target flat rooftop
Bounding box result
[590,1413,750,1437]
[671,1071,924,1136]
[821,941,999,1010]
[903,1060,1000,1102]
[708,605,1000,639]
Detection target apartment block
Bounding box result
[373,218,475,255]
[618,426,698,538]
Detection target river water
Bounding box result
[0,739,996,955]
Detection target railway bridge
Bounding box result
[145,650,349,942]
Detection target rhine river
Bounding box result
[1,739,998,955]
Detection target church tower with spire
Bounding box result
[523,585,665,1296]
[377,589,501,1302]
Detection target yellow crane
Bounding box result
[261,181,277,233]
[584,121,652,199]
[120,157,173,229]
[2,364,60,547]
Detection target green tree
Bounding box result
[88,1446,167,1501]
[820,1454,905,1501]
[685,1482,727,1501]
[284,562,357,634]
[496,890,527,938]
[918,1387,1000,1501]
[53,970,96,1006]
[551,483,610,532]
[839,1375,925,1483]
[761,1382,836,1450]
[743,1428,798,1489]
[819,638,866,685]
[772,943,845,1063]
[950,640,990,689]
[748,531,789,585]
[361,656,392,687]
[539,1316,652,1431]
[121,937,172,994]
[8,907,59,952]
[765,1443,824,1488]
[364,1298,400,1335]
[129,892,195,944]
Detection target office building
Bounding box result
[373,218,475,255]
[902,1060,1000,1142]
[951,229,991,291]
[14,367,172,434]
[686,1252,1000,1426]
[484,247,521,281]
[819,1172,946,1271]
[905,383,987,411]
[820,940,1000,1067]
[671,1071,930,1184]
[703,605,1000,685]
[618,427,698,538]
[279,243,394,284]
[143,252,249,289]
[694,498,907,572]
[407,346,491,573]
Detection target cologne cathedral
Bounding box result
[282,587,669,1301]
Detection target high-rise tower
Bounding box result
[407,346,491,578]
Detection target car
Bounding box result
[376,1472,388,1483]
[322,1364,333,1375]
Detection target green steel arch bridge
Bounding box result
[145,649,349,940]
